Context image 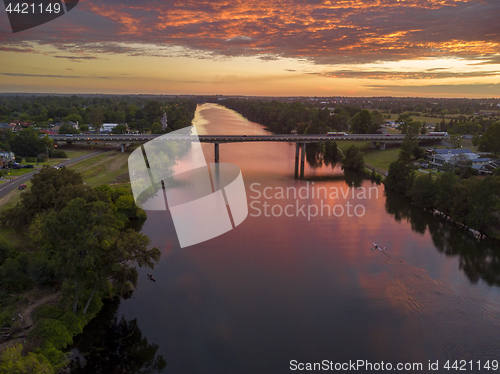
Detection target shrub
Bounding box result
[31,318,72,350]
[0,257,32,292]
[28,254,60,287]
[25,157,37,163]
[34,305,64,322]
[50,150,67,158]
[59,312,84,337]
[0,239,12,266]
[37,153,48,162]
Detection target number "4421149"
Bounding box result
[5,2,62,14]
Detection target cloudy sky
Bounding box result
[1,0,500,97]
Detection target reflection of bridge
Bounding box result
[50,134,448,179]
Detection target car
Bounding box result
[18,184,27,190]
[243,135,248,137]
[12,164,23,169]
[23,164,34,169]
[386,134,391,136]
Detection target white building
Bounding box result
[101,123,119,132]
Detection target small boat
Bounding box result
[372,243,384,251]
[147,274,156,282]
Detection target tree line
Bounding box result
[221,99,383,134]
[385,161,500,239]
[0,95,197,134]
[0,167,160,371]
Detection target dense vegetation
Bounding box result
[0,167,161,372]
[0,95,197,134]
[221,99,383,134]
[385,162,500,239]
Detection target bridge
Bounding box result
[49,134,448,179]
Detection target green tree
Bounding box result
[472,133,481,150]
[112,124,127,134]
[58,123,79,134]
[34,198,160,314]
[350,110,372,134]
[89,108,104,133]
[399,136,417,163]
[0,344,54,374]
[342,145,364,171]
[479,122,500,155]
[411,173,436,209]
[1,166,88,227]
[385,160,415,196]
[10,128,53,157]
[434,172,458,217]
[450,135,462,149]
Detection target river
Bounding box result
[71,104,500,374]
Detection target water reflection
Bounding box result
[385,188,500,287]
[70,298,167,374]
[305,142,340,169]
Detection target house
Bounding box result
[428,149,478,169]
[428,149,498,173]
[0,123,11,130]
[0,150,15,168]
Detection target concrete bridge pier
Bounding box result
[380,142,386,150]
[215,143,220,163]
[295,143,300,178]
[371,141,377,149]
[300,143,306,179]
[120,144,126,152]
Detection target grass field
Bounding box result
[68,148,132,186]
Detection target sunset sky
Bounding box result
[1,0,500,97]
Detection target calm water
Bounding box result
[72,104,500,373]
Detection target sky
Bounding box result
[1,0,500,98]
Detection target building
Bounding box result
[101,123,119,132]
[428,149,478,169]
[428,149,498,174]
[0,150,15,168]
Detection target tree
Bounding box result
[113,124,127,134]
[411,173,436,209]
[479,122,500,155]
[472,133,481,150]
[10,128,53,157]
[351,110,372,134]
[385,160,415,196]
[434,172,458,216]
[399,136,417,163]
[450,135,462,149]
[89,108,104,133]
[464,176,500,236]
[0,344,54,374]
[1,166,88,227]
[342,145,364,171]
[79,124,89,132]
[33,198,160,314]
[58,123,79,134]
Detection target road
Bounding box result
[0,149,111,199]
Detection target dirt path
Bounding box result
[0,291,61,353]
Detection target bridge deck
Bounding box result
[50,134,448,143]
